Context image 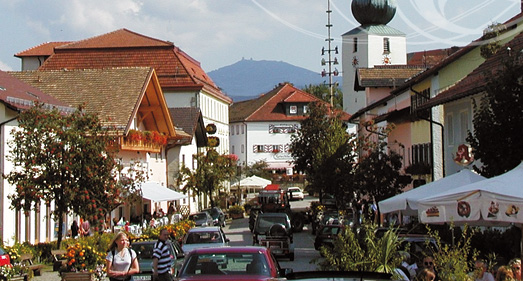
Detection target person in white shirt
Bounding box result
[473,259,495,281]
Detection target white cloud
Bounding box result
[0,61,13,71]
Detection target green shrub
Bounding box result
[228,205,244,215]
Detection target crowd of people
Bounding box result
[394,253,522,281]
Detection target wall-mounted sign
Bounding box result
[454,143,474,166]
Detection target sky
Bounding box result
[0,0,521,73]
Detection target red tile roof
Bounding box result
[230,83,350,122]
[407,47,461,66]
[34,29,231,104]
[0,70,69,110]
[15,42,72,57]
[393,12,523,95]
[420,31,523,109]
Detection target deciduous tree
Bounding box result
[5,104,126,248]
[290,102,357,206]
[467,50,523,177]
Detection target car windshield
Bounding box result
[179,252,270,276]
[0,248,5,255]
[256,216,288,233]
[190,213,207,221]
[321,226,341,235]
[185,231,224,244]
[131,242,173,260]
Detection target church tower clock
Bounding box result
[342,0,406,115]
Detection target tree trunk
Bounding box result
[56,210,64,249]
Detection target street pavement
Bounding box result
[35,195,320,281]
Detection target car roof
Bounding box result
[187,226,222,232]
[257,213,289,218]
[187,246,268,255]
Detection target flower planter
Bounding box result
[230,212,244,219]
[61,272,94,281]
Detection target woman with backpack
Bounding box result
[106,232,140,281]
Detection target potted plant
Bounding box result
[60,242,106,281]
[228,205,245,219]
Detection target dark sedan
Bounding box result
[130,240,184,281]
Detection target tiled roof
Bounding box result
[9,67,154,131]
[230,83,350,123]
[0,70,68,111]
[168,107,207,146]
[392,12,523,95]
[407,47,461,66]
[15,42,72,57]
[420,31,523,109]
[34,29,231,104]
[56,29,172,49]
[355,66,426,90]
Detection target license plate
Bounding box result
[134,275,151,281]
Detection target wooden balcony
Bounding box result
[119,136,162,153]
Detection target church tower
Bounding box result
[342,0,406,115]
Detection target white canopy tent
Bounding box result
[418,162,523,226]
[140,181,187,202]
[231,175,271,191]
[378,169,485,216]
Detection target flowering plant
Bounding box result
[61,243,106,281]
[0,265,15,280]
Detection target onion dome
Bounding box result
[351,0,397,25]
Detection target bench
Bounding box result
[51,249,68,271]
[20,253,44,276]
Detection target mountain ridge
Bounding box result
[207,58,342,102]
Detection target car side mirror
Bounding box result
[280,268,293,276]
[225,238,230,243]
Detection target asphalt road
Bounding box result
[224,195,323,272]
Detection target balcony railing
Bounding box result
[120,136,162,153]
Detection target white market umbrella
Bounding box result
[378,169,485,216]
[418,162,523,226]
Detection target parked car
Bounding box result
[130,239,184,280]
[0,246,11,266]
[188,212,213,227]
[252,213,292,245]
[181,226,229,253]
[314,224,343,252]
[253,213,294,260]
[202,207,226,227]
[175,246,292,280]
[287,187,304,201]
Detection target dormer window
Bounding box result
[290,105,298,114]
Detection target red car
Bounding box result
[0,246,11,266]
[175,246,292,281]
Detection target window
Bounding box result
[254,145,265,153]
[241,124,244,134]
[231,145,235,154]
[353,38,358,52]
[460,111,469,142]
[236,125,239,135]
[290,105,297,114]
[230,125,234,135]
[241,144,244,153]
[383,38,390,54]
[411,143,432,166]
[303,105,309,114]
[447,114,454,145]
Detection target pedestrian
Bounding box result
[496,265,515,281]
[71,220,79,239]
[415,268,436,281]
[167,203,175,224]
[106,232,139,281]
[152,228,172,281]
[510,259,521,281]
[422,255,440,281]
[473,259,495,281]
[79,219,91,237]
